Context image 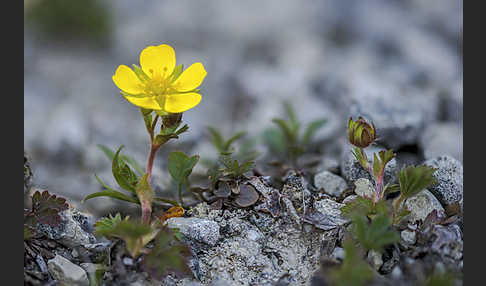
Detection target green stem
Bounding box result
[178,183,184,207]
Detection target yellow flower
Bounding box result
[112,44,207,113]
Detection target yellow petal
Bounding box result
[165,93,202,113]
[173,62,207,92]
[140,44,176,78]
[123,95,162,110]
[112,65,144,94]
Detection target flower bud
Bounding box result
[162,113,183,128]
[348,116,376,148]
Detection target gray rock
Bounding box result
[420,123,463,163]
[348,83,439,149]
[367,250,383,271]
[48,255,89,286]
[400,230,417,245]
[404,189,445,223]
[424,155,463,206]
[331,247,345,260]
[342,195,358,204]
[36,208,96,248]
[314,171,348,197]
[166,217,220,246]
[340,146,397,187]
[311,199,349,229]
[354,178,375,199]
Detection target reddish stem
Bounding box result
[146,144,157,184]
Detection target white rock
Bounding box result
[48,255,89,286]
[354,178,375,198]
[401,230,417,245]
[404,189,445,223]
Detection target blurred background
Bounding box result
[24,0,462,217]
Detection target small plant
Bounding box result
[24,190,69,240]
[329,239,375,286]
[263,101,327,167]
[84,44,207,223]
[82,44,206,279]
[348,116,396,202]
[205,153,259,208]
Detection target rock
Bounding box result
[48,255,89,286]
[331,247,345,260]
[353,178,375,199]
[304,199,349,230]
[342,195,358,204]
[424,155,463,206]
[400,230,417,245]
[166,217,220,246]
[348,85,439,149]
[419,123,463,163]
[404,189,445,223]
[314,171,348,197]
[340,146,397,187]
[367,250,383,271]
[24,152,34,194]
[36,208,96,248]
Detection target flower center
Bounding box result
[144,74,172,97]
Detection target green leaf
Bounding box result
[351,212,400,252]
[97,144,144,176]
[132,64,150,82]
[168,152,200,187]
[170,64,184,82]
[154,133,179,146]
[398,165,438,199]
[262,128,286,156]
[112,146,139,193]
[142,227,192,279]
[83,174,139,204]
[272,118,295,143]
[207,126,225,152]
[222,131,246,153]
[330,239,374,286]
[383,183,400,195]
[135,174,154,212]
[302,118,327,145]
[95,215,156,257]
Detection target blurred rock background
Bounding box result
[24,0,462,217]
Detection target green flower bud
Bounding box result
[348,116,376,148]
[162,113,183,129]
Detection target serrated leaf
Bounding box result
[31,190,69,227]
[168,152,199,187]
[351,212,399,252]
[142,228,192,279]
[398,165,438,199]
